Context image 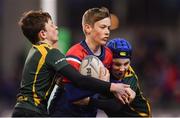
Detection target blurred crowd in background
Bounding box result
[0,0,180,116]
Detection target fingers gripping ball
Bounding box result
[80,55,107,81]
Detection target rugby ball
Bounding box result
[79,55,106,80]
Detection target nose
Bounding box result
[119,66,125,72]
[55,25,58,30]
[105,28,110,36]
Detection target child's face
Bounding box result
[44,19,58,44]
[90,17,111,46]
[111,58,130,80]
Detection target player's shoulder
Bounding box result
[66,42,87,64]
[125,66,138,79]
[104,46,113,59]
[47,48,64,56]
[32,45,63,61]
[66,43,84,56]
[105,46,113,55]
[104,46,113,63]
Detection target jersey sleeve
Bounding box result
[66,55,81,70]
[46,48,68,71]
[63,44,83,83]
[65,83,94,102]
[65,53,95,101]
[58,64,111,95]
[89,96,124,114]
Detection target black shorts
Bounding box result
[12,107,45,117]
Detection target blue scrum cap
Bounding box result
[106,38,132,59]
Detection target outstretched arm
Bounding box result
[59,64,111,94]
[47,48,130,103]
[59,64,130,103]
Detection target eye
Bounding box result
[114,63,121,66]
[124,61,130,66]
[100,26,106,29]
[108,26,110,30]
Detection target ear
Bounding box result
[38,30,47,40]
[84,24,92,34]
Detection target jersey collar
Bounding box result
[80,40,105,61]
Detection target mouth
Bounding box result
[103,37,109,41]
[117,72,123,76]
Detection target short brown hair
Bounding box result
[18,10,51,44]
[82,7,110,26]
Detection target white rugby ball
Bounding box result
[80,55,106,80]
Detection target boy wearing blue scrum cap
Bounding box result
[90,38,151,117]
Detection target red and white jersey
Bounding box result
[63,40,113,83]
